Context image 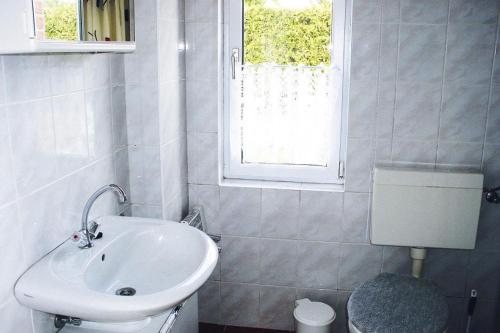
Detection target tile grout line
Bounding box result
[388,0,402,161]
[434,0,453,166]
[480,12,500,171]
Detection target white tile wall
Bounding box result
[0,1,189,331]
[187,0,500,332]
[0,53,127,332]
[124,0,188,220]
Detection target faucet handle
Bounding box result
[71,230,91,248]
[88,221,99,234]
[88,221,101,240]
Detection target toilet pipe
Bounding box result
[410,247,427,278]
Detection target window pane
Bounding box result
[241,0,334,167]
[34,0,79,41]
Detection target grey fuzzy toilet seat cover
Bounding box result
[347,273,449,333]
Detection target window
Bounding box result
[223,0,349,185]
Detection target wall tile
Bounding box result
[0,57,5,105]
[394,82,442,140]
[439,83,489,142]
[259,286,296,330]
[400,0,449,24]
[85,88,113,159]
[110,54,125,87]
[160,80,186,144]
[128,145,162,205]
[446,23,496,85]
[437,142,483,167]
[0,298,33,333]
[342,193,369,243]
[158,19,185,83]
[220,187,261,236]
[18,180,74,265]
[261,189,299,239]
[114,148,130,197]
[379,24,399,82]
[260,239,297,286]
[7,99,58,196]
[187,79,218,133]
[392,140,437,164]
[482,144,500,188]
[0,107,16,206]
[3,55,50,103]
[348,80,377,138]
[398,24,446,83]
[49,54,85,95]
[198,281,221,324]
[353,0,382,23]
[345,138,373,192]
[375,139,393,163]
[351,24,381,81]
[192,22,219,80]
[191,132,219,185]
[338,244,383,290]
[139,85,160,146]
[221,282,260,327]
[424,249,469,297]
[467,299,500,333]
[476,201,500,251]
[381,246,411,275]
[190,184,221,233]
[447,297,466,333]
[0,204,25,305]
[159,0,186,21]
[296,241,341,289]
[466,251,500,300]
[381,0,400,23]
[376,81,396,139]
[130,204,163,219]
[449,0,499,24]
[494,40,500,84]
[189,0,219,23]
[111,86,128,148]
[298,191,343,242]
[84,54,110,89]
[486,85,500,144]
[53,92,89,175]
[221,236,260,283]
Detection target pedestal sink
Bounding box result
[15,216,219,323]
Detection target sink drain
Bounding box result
[115,287,136,296]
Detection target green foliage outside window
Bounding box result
[44,0,78,41]
[244,0,333,66]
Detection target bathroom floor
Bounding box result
[199,323,291,333]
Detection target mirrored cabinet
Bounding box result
[0,0,135,54]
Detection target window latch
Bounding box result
[231,48,240,80]
[338,161,345,179]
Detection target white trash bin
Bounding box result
[294,298,335,333]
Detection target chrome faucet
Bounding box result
[73,184,127,249]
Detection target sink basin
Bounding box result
[15,216,219,322]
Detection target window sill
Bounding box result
[220,178,345,192]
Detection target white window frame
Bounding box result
[223,0,350,186]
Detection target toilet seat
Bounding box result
[347,273,449,333]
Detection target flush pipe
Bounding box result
[410,247,427,278]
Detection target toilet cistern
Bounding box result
[370,167,483,277]
[72,184,128,249]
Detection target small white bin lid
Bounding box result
[294,299,335,326]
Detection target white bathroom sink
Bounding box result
[15,216,219,322]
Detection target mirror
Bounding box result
[32,0,135,43]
